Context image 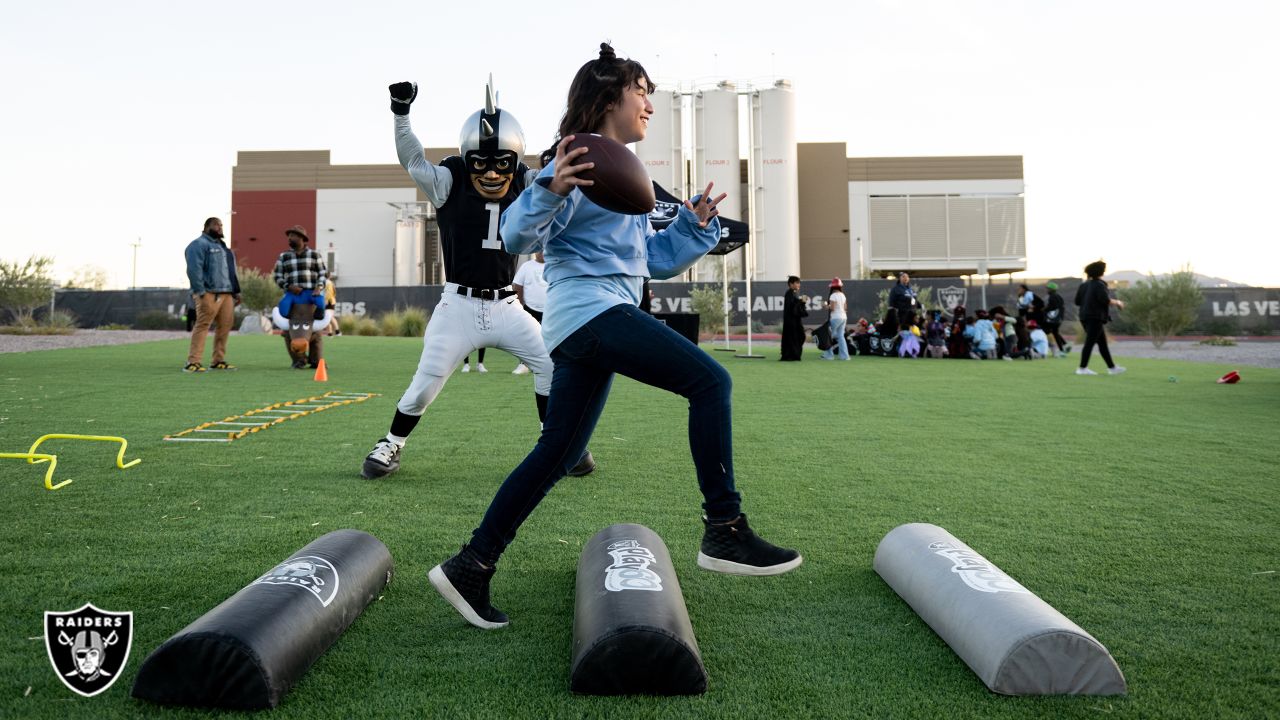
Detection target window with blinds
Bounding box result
[868,195,1024,266]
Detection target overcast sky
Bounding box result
[2,0,1276,288]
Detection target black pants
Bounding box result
[1044,323,1067,351]
[1079,319,1114,369]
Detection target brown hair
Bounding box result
[539,43,655,167]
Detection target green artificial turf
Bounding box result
[0,335,1276,718]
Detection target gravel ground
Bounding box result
[0,329,191,354]
[1,330,1277,368]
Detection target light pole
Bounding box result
[130,237,142,289]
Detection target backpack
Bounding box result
[812,324,833,351]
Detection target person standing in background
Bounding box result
[510,251,548,374]
[1043,282,1070,356]
[888,272,918,318]
[1074,260,1126,376]
[183,217,240,372]
[779,275,809,361]
[820,278,849,361]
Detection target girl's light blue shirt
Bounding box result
[500,163,721,351]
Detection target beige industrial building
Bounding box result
[231,146,1024,286]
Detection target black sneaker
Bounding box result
[361,438,401,479]
[292,359,307,369]
[210,361,236,370]
[182,362,206,373]
[566,449,596,477]
[428,546,509,629]
[697,514,802,576]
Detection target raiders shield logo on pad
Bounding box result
[44,603,133,697]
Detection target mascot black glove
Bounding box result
[389,81,418,115]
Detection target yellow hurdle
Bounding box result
[26,434,141,471]
[1,452,67,490]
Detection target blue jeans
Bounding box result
[278,289,320,317]
[822,317,849,359]
[469,303,742,564]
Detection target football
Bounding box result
[566,133,656,215]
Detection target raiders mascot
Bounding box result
[362,79,594,480]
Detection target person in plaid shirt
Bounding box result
[273,225,328,319]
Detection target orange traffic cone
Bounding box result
[314,358,328,382]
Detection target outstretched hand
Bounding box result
[389,82,418,115]
[548,135,595,197]
[685,182,727,228]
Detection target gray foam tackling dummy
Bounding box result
[874,523,1125,695]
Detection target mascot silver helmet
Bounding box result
[459,74,525,159]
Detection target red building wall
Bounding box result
[230,189,317,274]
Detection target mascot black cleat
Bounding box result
[566,450,596,477]
[429,547,508,629]
[697,514,802,576]
[361,439,401,479]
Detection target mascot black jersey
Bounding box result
[434,154,530,289]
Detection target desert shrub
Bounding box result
[353,317,380,336]
[43,309,79,329]
[398,307,428,337]
[1118,267,1204,348]
[377,308,427,337]
[136,310,184,330]
[238,267,283,314]
[0,256,56,326]
[689,284,733,336]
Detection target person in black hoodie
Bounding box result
[1074,260,1126,375]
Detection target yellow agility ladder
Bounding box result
[164,391,378,443]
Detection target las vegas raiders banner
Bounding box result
[569,523,707,695]
[132,529,393,709]
[44,603,133,697]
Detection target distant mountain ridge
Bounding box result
[1107,270,1250,288]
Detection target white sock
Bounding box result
[385,434,407,447]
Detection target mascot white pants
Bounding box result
[397,284,552,416]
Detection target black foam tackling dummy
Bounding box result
[569,523,707,695]
[131,529,393,709]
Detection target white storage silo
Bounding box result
[694,81,742,282]
[749,80,800,280]
[393,216,425,286]
[634,89,683,197]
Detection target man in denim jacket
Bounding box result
[183,217,241,372]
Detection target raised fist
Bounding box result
[388,82,418,115]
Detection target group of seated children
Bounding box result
[838,305,1060,360]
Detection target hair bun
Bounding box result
[598,42,616,61]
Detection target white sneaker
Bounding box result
[512,363,530,375]
[461,363,470,373]
[1109,366,1127,375]
[477,363,488,373]
[1076,368,1097,375]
